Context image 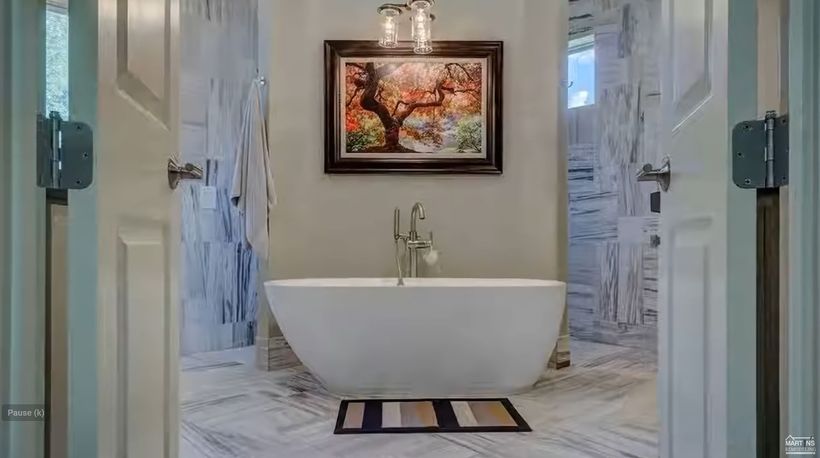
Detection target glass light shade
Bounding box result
[378,8,400,48]
[410,2,432,54]
[414,37,433,54]
[410,3,430,39]
[410,0,432,11]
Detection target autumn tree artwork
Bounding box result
[325,41,502,174]
[343,59,485,156]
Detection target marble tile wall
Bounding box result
[180,0,261,355]
[567,0,661,350]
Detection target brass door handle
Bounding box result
[167,158,203,190]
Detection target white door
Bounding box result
[91,0,181,456]
[658,0,757,456]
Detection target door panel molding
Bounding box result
[116,0,172,125]
[669,0,714,128]
[662,217,714,457]
[116,225,172,458]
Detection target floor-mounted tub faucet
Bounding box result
[393,202,434,283]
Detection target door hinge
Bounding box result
[732,110,788,189]
[37,111,94,190]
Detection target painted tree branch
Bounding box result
[346,87,362,108]
[445,63,476,82]
[354,62,479,152]
[395,81,447,124]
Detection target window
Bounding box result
[46,4,69,118]
[567,35,595,109]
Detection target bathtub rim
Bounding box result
[265,278,567,288]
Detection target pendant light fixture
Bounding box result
[376,0,436,54]
[377,5,402,48]
[410,0,433,54]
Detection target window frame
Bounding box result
[567,33,595,109]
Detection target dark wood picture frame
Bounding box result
[324,40,503,174]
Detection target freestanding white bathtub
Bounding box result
[264,278,566,397]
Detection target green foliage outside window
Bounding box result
[46,9,69,118]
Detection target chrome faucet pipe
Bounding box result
[393,207,403,240]
[395,238,405,286]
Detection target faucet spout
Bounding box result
[410,202,426,237]
[393,202,432,279]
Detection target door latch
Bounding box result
[36,111,94,190]
[650,191,661,214]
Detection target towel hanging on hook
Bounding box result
[231,76,276,260]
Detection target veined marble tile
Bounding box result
[180,0,261,355]
[180,340,658,458]
[568,0,661,352]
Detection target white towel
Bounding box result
[231,80,277,260]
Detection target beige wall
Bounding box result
[265,0,567,279]
[264,0,568,327]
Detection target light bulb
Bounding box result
[378,7,401,48]
[411,12,425,40]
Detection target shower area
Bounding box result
[179,0,262,355]
[566,0,662,351]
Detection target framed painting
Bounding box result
[324,40,503,174]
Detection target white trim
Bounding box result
[0,0,12,453]
[568,34,594,53]
[725,0,760,455]
[65,0,99,455]
[5,0,47,457]
[788,0,820,440]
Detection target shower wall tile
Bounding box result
[616,244,643,324]
[180,74,210,126]
[567,0,660,351]
[180,0,260,355]
[597,242,620,322]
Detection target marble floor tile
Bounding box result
[180,339,658,458]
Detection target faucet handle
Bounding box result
[393,207,402,240]
[428,231,434,245]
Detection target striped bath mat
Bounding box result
[334,398,531,434]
